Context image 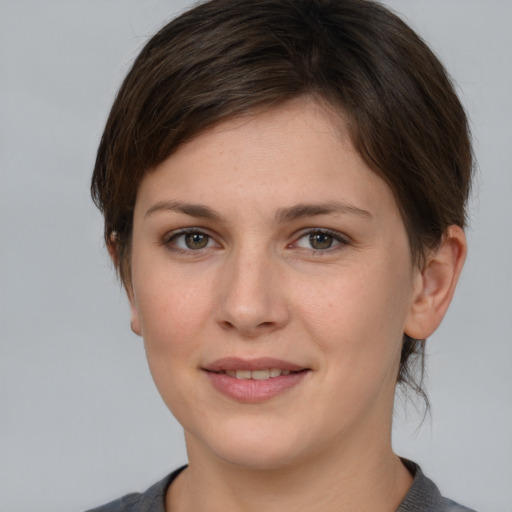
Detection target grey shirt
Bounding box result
[86,460,477,512]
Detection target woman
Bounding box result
[88,0,475,510]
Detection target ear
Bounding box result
[129,300,142,337]
[107,236,119,268]
[107,234,142,337]
[404,225,467,340]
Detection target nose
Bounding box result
[215,247,290,338]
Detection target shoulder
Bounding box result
[84,467,185,512]
[85,491,147,512]
[440,498,478,512]
[398,460,477,512]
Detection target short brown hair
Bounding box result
[91,0,473,399]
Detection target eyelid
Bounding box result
[163,227,222,252]
[160,226,350,254]
[289,228,351,251]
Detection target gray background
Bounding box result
[1,1,511,511]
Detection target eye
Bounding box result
[293,229,347,251]
[307,232,336,250]
[165,229,218,252]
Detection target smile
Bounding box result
[222,369,294,380]
[204,358,310,403]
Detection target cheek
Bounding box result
[133,268,214,361]
[295,256,412,377]
[133,276,212,417]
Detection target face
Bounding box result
[129,99,421,471]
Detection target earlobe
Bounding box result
[107,233,118,267]
[108,236,142,336]
[130,301,142,336]
[404,225,467,340]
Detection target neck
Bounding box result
[167,430,412,512]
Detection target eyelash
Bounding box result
[291,228,350,253]
[163,228,220,254]
[162,227,350,255]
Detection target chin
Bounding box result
[216,443,301,471]
[187,417,310,471]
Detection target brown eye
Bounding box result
[166,230,217,252]
[309,232,334,250]
[293,229,346,252]
[184,232,210,249]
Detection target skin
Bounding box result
[125,98,466,512]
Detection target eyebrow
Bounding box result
[145,201,223,221]
[274,201,372,223]
[145,200,371,222]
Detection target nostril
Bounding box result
[216,318,278,336]
[219,320,234,329]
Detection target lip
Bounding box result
[204,357,305,372]
[203,357,310,403]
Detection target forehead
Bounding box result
[135,98,399,222]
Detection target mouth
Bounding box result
[203,357,310,403]
[210,368,305,380]
[203,357,309,375]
